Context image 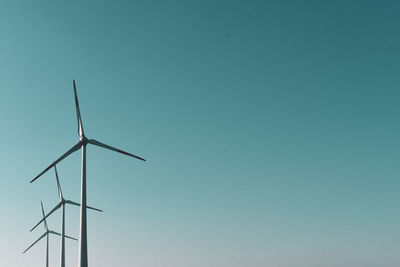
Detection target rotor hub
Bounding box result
[80,135,88,144]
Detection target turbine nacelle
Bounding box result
[80,136,88,144]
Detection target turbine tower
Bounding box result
[30,80,145,267]
[30,165,103,267]
[23,201,77,267]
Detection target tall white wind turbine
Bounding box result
[23,201,77,267]
[30,80,146,267]
[30,165,103,267]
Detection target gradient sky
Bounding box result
[0,1,399,266]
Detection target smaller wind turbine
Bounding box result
[23,201,77,267]
[30,165,102,267]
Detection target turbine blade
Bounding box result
[49,230,61,236]
[65,234,78,241]
[87,205,104,213]
[88,139,146,161]
[54,165,63,200]
[65,200,103,212]
[73,79,84,137]
[23,232,47,254]
[41,201,48,231]
[31,202,62,232]
[30,142,81,183]
[65,199,80,207]
[49,231,78,241]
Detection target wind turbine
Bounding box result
[23,201,77,267]
[30,80,146,267]
[30,165,103,267]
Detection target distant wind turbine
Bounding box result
[30,80,146,267]
[23,201,77,267]
[30,165,103,267]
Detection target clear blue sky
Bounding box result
[0,1,399,266]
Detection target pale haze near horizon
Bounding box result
[0,1,399,266]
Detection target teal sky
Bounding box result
[0,1,399,266]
